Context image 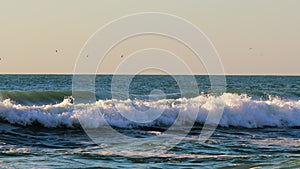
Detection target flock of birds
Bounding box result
[0,48,255,64]
[55,50,124,58]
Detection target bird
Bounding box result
[55,49,58,53]
[121,55,124,58]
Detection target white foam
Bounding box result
[0,93,300,128]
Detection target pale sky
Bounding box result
[0,0,299,75]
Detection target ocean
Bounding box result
[0,75,300,168]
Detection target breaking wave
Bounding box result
[0,93,300,129]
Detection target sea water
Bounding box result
[0,75,300,168]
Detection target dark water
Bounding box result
[0,75,300,168]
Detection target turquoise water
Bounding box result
[0,75,300,168]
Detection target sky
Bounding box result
[0,0,299,75]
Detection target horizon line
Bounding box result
[0,73,299,76]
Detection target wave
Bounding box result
[0,91,72,104]
[0,93,300,129]
[0,90,99,105]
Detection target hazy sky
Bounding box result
[0,0,299,75]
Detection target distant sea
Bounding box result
[0,75,300,168]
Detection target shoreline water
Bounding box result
[0,75,299,168]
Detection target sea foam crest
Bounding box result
[0,93,300,128]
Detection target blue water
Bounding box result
[0,75,300,168]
